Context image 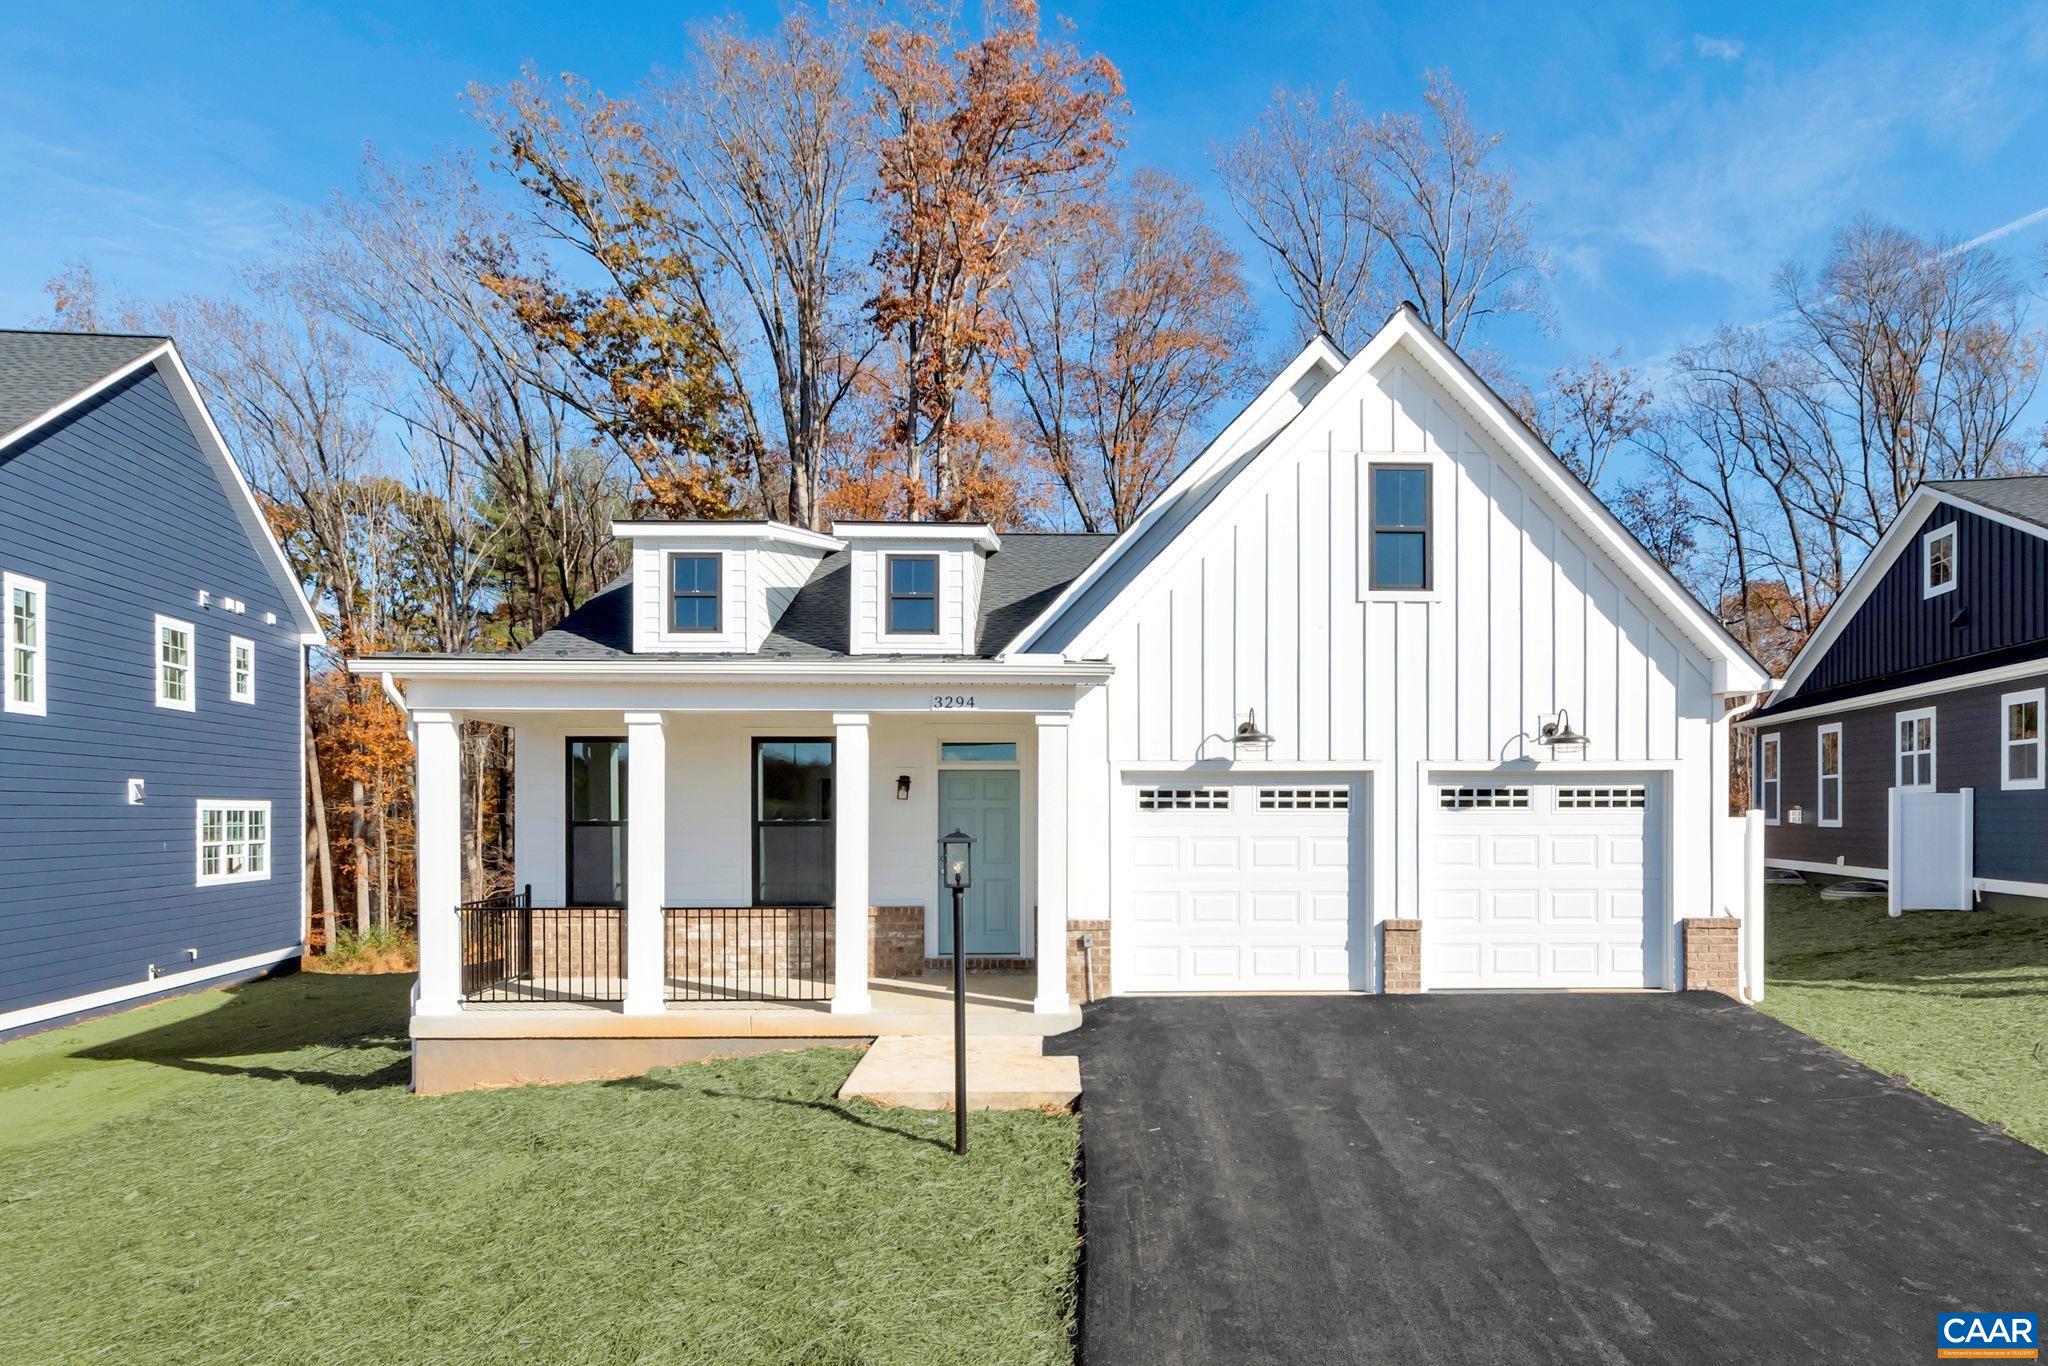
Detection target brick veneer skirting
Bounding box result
[1067,920,1112,1003]
[869,906,925,979]
[1381,920,1423,993]
[1682,918,1742,997]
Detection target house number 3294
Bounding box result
[930,694,977,710]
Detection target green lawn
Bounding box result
[0,972,1081,1365]
[1760,883,2048,1151]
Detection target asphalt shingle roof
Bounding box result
[521,532,1114,661]
[1925,476,2048,533]
[0,330,167,441]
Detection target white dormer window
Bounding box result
[1922,524,1956,597]
[669,552,721,633]
[887,555,939,634]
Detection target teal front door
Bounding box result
[937,769,1022,954]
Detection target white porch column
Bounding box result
[623,712,668,1016]
[832,713,873,1014]
[413,711,463,1015]
[1034,714,1072,1014]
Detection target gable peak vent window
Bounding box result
[669,552,721,633]
[1922,523,1957,598]
[886,554,939,634]
[1369,465,1431,591]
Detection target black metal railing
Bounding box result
[664,907,835,1003]
[458,886,625,1004]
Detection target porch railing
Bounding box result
[664,907,835,1003]
[459,888,625,1004]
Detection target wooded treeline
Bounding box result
[36,2,2048,946]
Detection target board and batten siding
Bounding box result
[1063,347,1728,927]
[0,369,304,1022]
[1759,671,2048,888]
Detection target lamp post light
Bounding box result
[939,828,975,1155]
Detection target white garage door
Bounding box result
[1121,778,1364,991]
[1425,778,1662,989]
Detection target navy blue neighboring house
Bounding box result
[0,330,323,1036]
[1741,476,2048,911]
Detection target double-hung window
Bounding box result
[197,800,270,885]
[669,553,721,633]
[1922,524,1957,597]
[3,572,46,715]
[886,554,939,634]
[1816,723,1843,827]
[230,636,256,704]
[1895,707,1936,791]
[1758,733,1781,823]
[1369,466,1431,591]
[156,615,196,711]
[2002,689,2044,792]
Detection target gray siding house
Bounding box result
[1741,477,2048,910]
[0,331,324,1035]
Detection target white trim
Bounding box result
[229,635,256,704]
[352,657,1114,685]
[1921,523,1958,598]
[1006,335,1348,656]
[611,519,842,553]
[1974,876,2048,899]
[1894,706,1937,792]
[1767,857,1889,879]
[195,798,273,886]
[2000,688,2045,792]
[1816,722,1843,828]
[154,614,196,711]
[3,570,48,716]
[0,944,301,1035]
[834,521,1001,553]
[1739,654,2048,728]
[1759,733,1781,824]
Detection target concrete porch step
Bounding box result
[839,1034,1081,1112]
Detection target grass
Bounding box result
[1760,883,2048,1151]
[0,972,1081,1365]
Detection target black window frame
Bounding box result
[565,735,628,908]
[1369,464,1433,591]
[885,553,940,634]
[668,551,722,634]
[751,736,835,907]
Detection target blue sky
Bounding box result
[3,0,2045,388]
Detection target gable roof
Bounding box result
[520,533,1113,661]
[1755,477,2048,715]
[1018,303,1770,691]
[0,330,169,444]
[0,330,325,643]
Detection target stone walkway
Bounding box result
[839,1034,1080,1110]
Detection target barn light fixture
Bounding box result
[1536,709,1588,754]
[1232,710,1273,753]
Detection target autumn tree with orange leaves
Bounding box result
[864,0,1123,517]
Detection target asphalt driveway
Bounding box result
[1049,994,2048,1365]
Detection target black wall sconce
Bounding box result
[896,774,912,801]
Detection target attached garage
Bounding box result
[1424,776,1665,989]
[1119,776,1368,992]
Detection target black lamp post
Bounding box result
[939,828,975,1155]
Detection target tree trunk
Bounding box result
[351,778,371,936]
[306,724,339,954]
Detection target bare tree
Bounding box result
[1002,170,1257,530]
[1211,88,1378,352]
[1517,351,1654,490]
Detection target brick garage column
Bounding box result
[1683,918,1741,996]
[832,714,873,1014]
[1381,920,1422,993]
[413,711,463,1015]
[622,713,668,1016]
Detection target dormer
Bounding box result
[834,522,1001,656]
[614,521,840,654]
